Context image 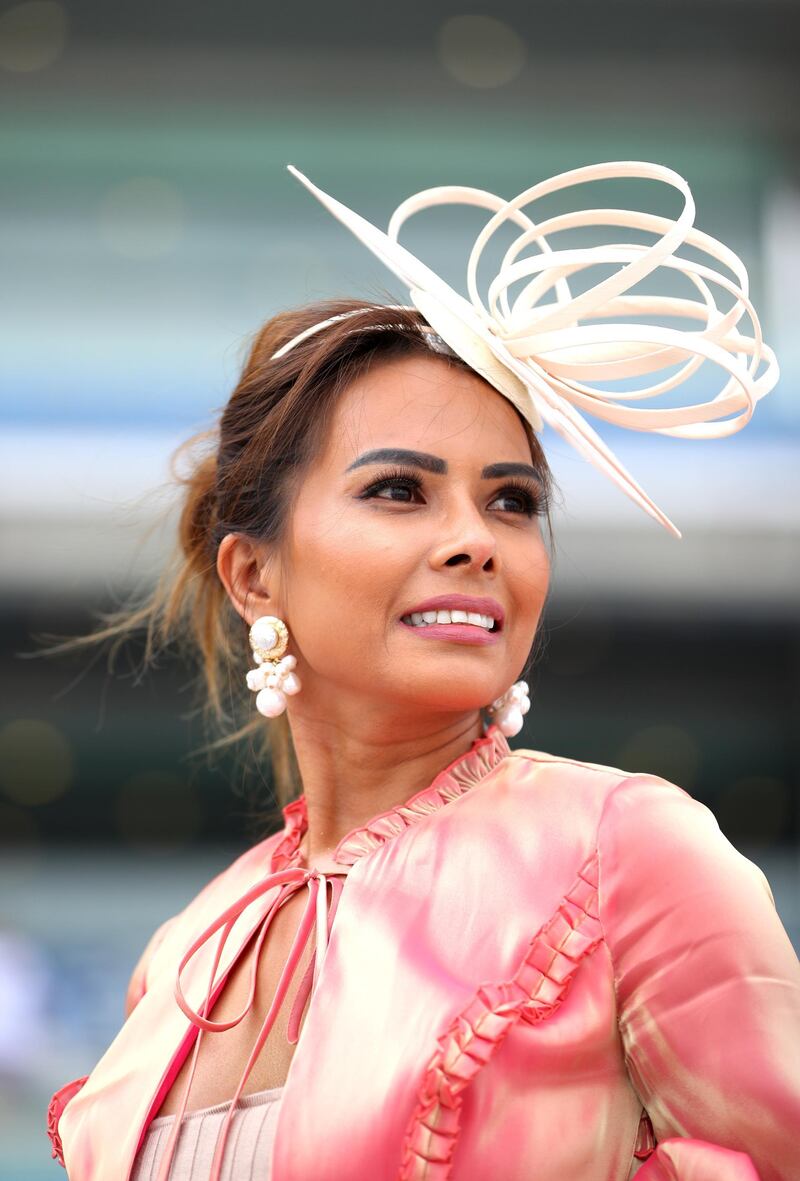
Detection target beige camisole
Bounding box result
[130,1085,284,1180]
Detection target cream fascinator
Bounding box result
[274,162,778,539]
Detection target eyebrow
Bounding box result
[345,448,543,482]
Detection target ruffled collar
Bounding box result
[271,723,511,869]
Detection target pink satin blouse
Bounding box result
[48,726,800,1180]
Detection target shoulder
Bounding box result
[504,745,713,810]
[490,747,716,862]
[500,748,766,886]
[124,913,178,1017]
[501,743,694,807]
[125,826,287,1015]
[588,769,776,923]
[504,744,663,783]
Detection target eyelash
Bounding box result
[357,467,546,517]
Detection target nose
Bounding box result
[427,495,499,574]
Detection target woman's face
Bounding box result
[267,352,551,722]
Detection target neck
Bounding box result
[286,705,486,865]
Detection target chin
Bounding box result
[396,682,501,715]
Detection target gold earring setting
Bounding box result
[246,615,302,718]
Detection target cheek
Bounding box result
[284,505,413,655]
[506,537,551,631]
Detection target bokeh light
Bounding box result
[0,719,73,805]
[97,177,186,260]
[438,15,527,89]
[0,0,66,73]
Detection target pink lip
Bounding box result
[399,620,500,646]
[400,594,505,629]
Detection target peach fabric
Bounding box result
[48,725,800,1180]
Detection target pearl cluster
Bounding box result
[486,680,530,737]
[246,616,302,718]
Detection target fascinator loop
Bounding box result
[274,161,778,539]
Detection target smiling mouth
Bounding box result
[400,609,500,632]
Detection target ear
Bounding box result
[216,533,283,626]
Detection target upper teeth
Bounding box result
[402,609,497,630]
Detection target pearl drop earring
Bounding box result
[486,680,530,737]
[246,615,302,718]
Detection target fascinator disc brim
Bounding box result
[277,162,778,539]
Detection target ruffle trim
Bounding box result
[272,724,511,870]
[47,1074,88,1168]
[399,852,603,1180]
[271,794,309,870]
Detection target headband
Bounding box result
[273,162,778,539]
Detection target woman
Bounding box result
[47,163,800,1180]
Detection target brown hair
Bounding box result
[39,298,555,831]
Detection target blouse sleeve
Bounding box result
[596,774,800,1181]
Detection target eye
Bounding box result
[489,480,545,517]
[356,469,546,516]
[357,468,424,504]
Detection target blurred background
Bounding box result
[1,1,799,1176]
